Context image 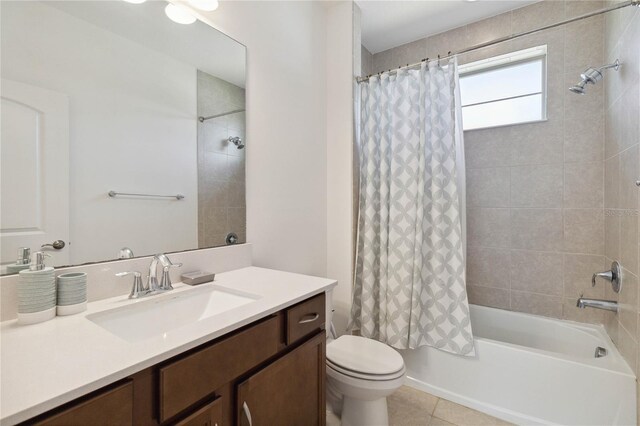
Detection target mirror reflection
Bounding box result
[0,0,246,274]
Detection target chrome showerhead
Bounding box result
[228,136,244,149]
[569,59,620,95]
[569,81,586,95]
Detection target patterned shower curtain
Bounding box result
[350,59,475,356]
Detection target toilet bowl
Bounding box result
[326,335,406,426]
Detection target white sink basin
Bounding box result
[87,285,260,342]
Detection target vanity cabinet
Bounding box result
[237,332,325,426]
[32,381,134,426]
[23,293,326,426]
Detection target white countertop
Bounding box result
[0,266,337,425]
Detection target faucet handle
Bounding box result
[591,261,622,293]
[116,271,148,299]
[592,271,613,287]
[159,263,182,291]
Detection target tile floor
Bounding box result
[328,386,512,426]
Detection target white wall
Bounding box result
[197,2,329,278]
[326,2,355,335]
[1,2,198,264]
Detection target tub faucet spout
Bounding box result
[576,296,618,312]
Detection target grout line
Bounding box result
[431,397,440,416]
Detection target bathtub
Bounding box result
[401,305,636,425]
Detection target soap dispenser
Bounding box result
[17,251,57,325]
[5,248,31,274]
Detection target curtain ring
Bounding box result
[437,54,441,66]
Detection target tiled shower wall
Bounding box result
[197,70,246,248]
[362,0,610,323]
[602,0,640,392]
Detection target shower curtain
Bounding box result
[350,59,474,356]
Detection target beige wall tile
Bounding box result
[511,209,563,251]
[228,207,246,233]
[510,250,563,296]
[392,38,428,68]
[511,0,565,33]
[620,144,639,210]
[465,13,512,46]
[463,130,511,169]
[202,152,230,182]
[564,254,607,298]
[467,285,510,310]
[511,290,563,318]
[468,208,511,248]
[617,322,638,374]
[564,209,605,255]
[618,270,639,338]
[509,120,564,166]
[201,206,227,236]
[604,155,621,209]
[564,162,604,208]
[605,100,622,160]
[426,28,470,60]
[466,167,510,208]
[605,213,621,260]
[510,164,563,207]
[227,180,246,208]
[565,0,604,18]
[564,118,604,164]
[467,247,511,289]
[372,48,394,74]
[621,213,639,275]
[564,16,604,75]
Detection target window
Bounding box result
[459,45,547,131]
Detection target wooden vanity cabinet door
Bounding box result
[286,293,325,345]
[236,331,326,426]
[159,316,280,422]
[175,398,223,426]
[33,380,133,426]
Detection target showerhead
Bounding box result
[228,136,244,149]
[569,59,620,95]
[569,81,586,95]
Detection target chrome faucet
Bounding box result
[147,254,182,293]
[117,254,182,300]
[576,296,618,312]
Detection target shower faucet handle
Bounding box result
[592,261,622,293]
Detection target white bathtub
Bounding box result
[401,305,637,425]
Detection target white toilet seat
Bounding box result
[326,335,405,377]
[326,358,405,381]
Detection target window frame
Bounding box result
[458,45,548,131]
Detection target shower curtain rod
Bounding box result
[198,108,245,122]
[356,0,640,83]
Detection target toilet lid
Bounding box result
[326,335,404,376]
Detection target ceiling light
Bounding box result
[122,0,147,3]
[165,3,197,24]
[187,0,219,11]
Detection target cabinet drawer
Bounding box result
[33,380,133,426]
[175,397,223,426]
[286,293,325,345]
[159,316,280,422]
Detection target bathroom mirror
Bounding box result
[0,0,246,274]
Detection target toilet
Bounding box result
[325,295,406,426]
